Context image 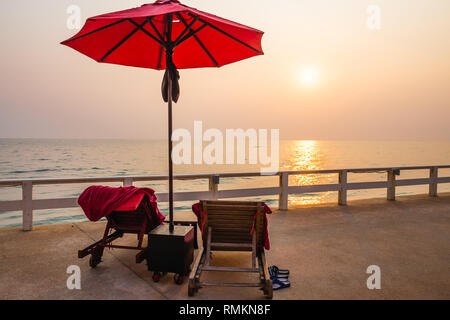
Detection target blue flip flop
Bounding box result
[269,266,290,282]
[269,265,290,276]
[270,273,288,281]
[272,279,291,290]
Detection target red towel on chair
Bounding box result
[192,202,272,250]
[78,185,165,224]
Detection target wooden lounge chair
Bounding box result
[188,200,273,299]
[78,193,159,268]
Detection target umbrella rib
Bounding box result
[100,20,147,62]
[186,12,261,54]
[194,37,219,67]
[177,14,218,67]
[129,19,164,47]
[147,17,164,42]
[157,45,164,69]
[147,16,165,69]
[62,19,128,44]
[157,17,169,69]
[174,23,207,47]
[173,14,200,44]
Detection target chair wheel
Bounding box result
[89,246,103,268]
[188,279,196,296]
[265,280,273,299]
[152,272,161,282]
[89,255,100,268]
[174,274,184,285]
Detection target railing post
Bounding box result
[209,175,219,200]
[429,167,438,197]
[387,169,396,201]
[279,172,289,210]
[22,181,33,231]
[123,177,134,187]
[338,170,347,205]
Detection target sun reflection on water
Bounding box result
[284,140,332,206]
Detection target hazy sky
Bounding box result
[0,0,449,140]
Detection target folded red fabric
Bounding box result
[192,202,272,250]
[78,185,165,224]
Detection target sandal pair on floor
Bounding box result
[269,265,291,290]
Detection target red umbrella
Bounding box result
[61,0,264,232]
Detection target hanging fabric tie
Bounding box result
[161,50,180,103]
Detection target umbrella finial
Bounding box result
[154,0,180,4]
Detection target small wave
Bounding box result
[174,205,192,211]
[8,168,56,174]
[0,221,22,228]
[0,213,23,221]
[8,170,28,174]
[265,199,277,204]
[290,193,320,197]
[67,168,84,172]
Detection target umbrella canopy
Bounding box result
[61,0,264,232]
[61,0,264,70]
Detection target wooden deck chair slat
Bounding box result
[210,242,253,248]
[209,211,257,215]
[211,240,252,246]
[207,215,254,222]
[202,266,258,272]
[207,205,260,212]
[211,247,252,252]
[207,222,253,228]
[209,231,252,237]
[206,226,212,266]
[211,234,252,240]
[199,282,263,288]
[252,230,256,269]
[211,236,253,243]
[208,212,256,218]
[209,227,253,233]
[205,200,260,206]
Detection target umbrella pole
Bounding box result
[168,69,174,233]
[165,13,175,233]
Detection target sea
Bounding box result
[1,139,449,228]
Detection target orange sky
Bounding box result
[0,0,449,140]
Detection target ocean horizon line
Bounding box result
[1,137,450,142]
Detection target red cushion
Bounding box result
[114,193,145,211]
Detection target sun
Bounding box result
[298,66,320,87]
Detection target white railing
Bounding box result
[1,165,449,231]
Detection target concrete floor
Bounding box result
[0,193,449,300]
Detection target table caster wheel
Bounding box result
[174,274,184,285]
[152,272,161,282]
